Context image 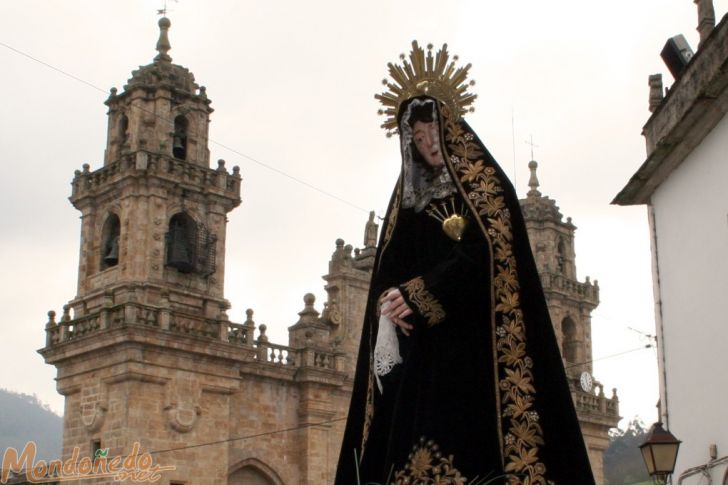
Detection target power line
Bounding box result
[0,40,370,215]
[210,138,370,214]
[0,40,108,94]
[148,417,347,455]
[565,344,653,370]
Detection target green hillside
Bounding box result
[0,389,62,462]
[604,418,653,485]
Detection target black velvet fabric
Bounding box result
[335,97,594,485]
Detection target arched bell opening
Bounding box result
[100,213,121,270]
[561,316,580,366]
[556,237,567,274]
[166,212,196,273]
[118,114,129,147]
[173,115,188,160]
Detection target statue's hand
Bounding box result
[380,288,414,336]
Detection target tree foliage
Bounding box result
[604,418,653,485]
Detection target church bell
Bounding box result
[167,227,194,273]
[172,135,186,160]
[103,236,119,266]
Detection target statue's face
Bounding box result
[412,120,445,168]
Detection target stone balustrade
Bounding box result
[44,304,340,373]
[255,341,294,366]
[226,321,253,345]
[539,271,599,303]
[573,387,619,418]
[71,153,241,201]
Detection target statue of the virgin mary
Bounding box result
[335,41,595,485]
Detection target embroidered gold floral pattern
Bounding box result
[360,362,375,457]
[391,437,467,485]
[378,181,402,272]
[442,104,548,485]
[402,276,446,326]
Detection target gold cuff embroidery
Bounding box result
[391,437,466,485]
[401,277,445,326]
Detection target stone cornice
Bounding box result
[614,13,728,205]
[70,152,241,211]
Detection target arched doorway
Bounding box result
[228,458,284,485]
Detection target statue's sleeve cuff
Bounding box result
[399,276,446,326]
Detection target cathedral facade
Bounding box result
[39,18,618,485]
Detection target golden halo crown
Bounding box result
[375,40,477,137]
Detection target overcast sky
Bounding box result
[2,0,724,426]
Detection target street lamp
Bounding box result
[639,422,682,484]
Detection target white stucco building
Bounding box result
[614,2,728,483]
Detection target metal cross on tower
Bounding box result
[157,0,177,17]
[525,135,540,161]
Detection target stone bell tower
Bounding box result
[39,18,243,483]
[519,160,619,485]
[520,160,595,376]
[73,16,238,306]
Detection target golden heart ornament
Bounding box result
[442,214,468,242]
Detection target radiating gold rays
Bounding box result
[375,41,477,136]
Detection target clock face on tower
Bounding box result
[580,371,593,393]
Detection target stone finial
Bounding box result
[296,293,320,325]
[218,302,229,321]
[47,310,56,325]
[244,309,254,325]
[527,160,542,198]
[155,17,172,63]
[648,74,664,113]
[332,238,347,262]
[694,0,716,47]
[330,238,355,272]
[258,324,269,343]
[364,211,379,248]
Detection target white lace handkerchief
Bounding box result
[374,301,403,393]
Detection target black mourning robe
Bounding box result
[335,97,595,485]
